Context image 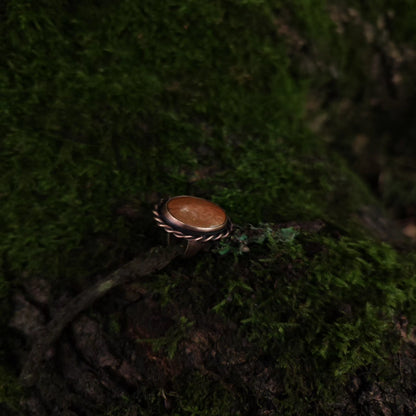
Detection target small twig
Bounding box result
[20,244,184,386]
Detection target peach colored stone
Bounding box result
[167,196,226,229]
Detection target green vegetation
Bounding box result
[0,365,22,413]
[137,315,194,359]
[142,229,416,414]
[1,0,415,415]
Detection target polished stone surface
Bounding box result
[166,196,226,229]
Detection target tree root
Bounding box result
[20,244,184,386]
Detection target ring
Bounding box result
[153,195,232,257]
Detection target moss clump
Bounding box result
[0,366,21,415]
[1,0,388,284]
[175,372,246,416]
[143,227,416,415]
[0,0,305,281]
[106,372,244,416]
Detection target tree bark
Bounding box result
[19,244,184,387]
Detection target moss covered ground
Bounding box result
[1,1,416,415]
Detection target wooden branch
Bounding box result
[20,244,184,386]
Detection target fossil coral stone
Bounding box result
[166,196,227,231]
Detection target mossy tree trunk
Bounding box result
[2,1,416,415]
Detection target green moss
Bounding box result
[174,372,246,416]
[0,0,302,280]
[1,0,384,282]
[106,371,244,416]
[207,139,375,229]
[137,316,194,360]
[144,228,416,415]
[0,366,21,415]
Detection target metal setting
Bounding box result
[153,195,232,257]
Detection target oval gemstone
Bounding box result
[166,196,227,230]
